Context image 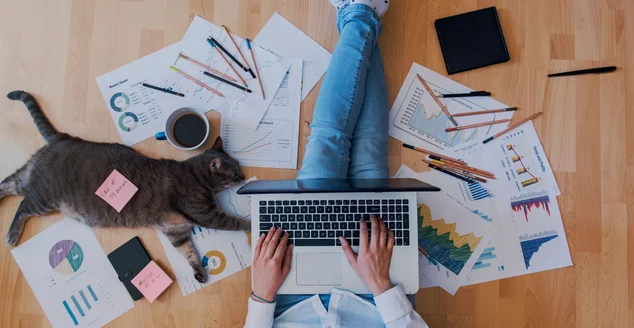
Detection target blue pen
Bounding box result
[245,38,265,100]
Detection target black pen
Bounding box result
[203,71,252,93]
[548,66,616,77]
[439,91,491,98]
[141,83,184,97]
[428,164,475,184]
[209,37,251,75]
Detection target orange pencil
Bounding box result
[169,66,223,97]
[402,143,465,165]
[207,38,247,87]
[451,107,518,117]
[178,53,238,82]
[221,25,254,78]
[483,112,542,144]
[416,74,458,126]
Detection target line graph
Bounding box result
[510,190,551,221]
[222,119,293,162]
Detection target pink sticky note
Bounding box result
[131,261,173,303]
[95,169,138,212]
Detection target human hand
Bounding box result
[340,215,394,296]
[252,227,293,302]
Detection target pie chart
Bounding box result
[49,240,84,275]
[202,250,226,275]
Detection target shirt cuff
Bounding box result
[373,284,413,324]
[244,297,276,328]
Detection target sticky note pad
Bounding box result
[95,169,138,212]
[130,260,173,303]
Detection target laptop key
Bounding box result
[373,200,380,205]
[291,223,298,230]
[395,199,401,204]
[289,215,296,222]
[328,200,335,205]
[389,199,395,204]
[334,207,341,213]
[403,205,409,212]
[352,239,359,246]
[297,214,304,222]
[298,200,305,205]
[259,207,267,213]
[359,200,365,205]
[306,200,312,205]
[382,199,388,204]
[292,207,300,213]
[389,206,395,212]
[336,200,343,205]
[300,207,308,213]
[355,214,362,220]
[351,200,357,205]
[396,222,403,229]
[328,231,335,238]
[332,222,339,229]
[336,239,342,246]
[382,206,388,212]
[396,239,403,246]
[260,223,273,230]
[346,214,354,221]
[343,200,350,205]
[367,206,380,213]
[281,215,288,222]
[326,206,333,213]
[294,231,302,238]
[303,231,310,238]
[350,206,357,213]
[404,236,409,245]
[396,230,402,237]
[396,214,402,221]
[324,222,331,230]
[389,214,395,221]
[389,222,395,230]
[344,231,352,238]
[260,215,271,222]
[317,206,324,213]
[348,222,356,229]
[273,223,282,228]
[338,214,346,221]
[342,206,349,213]
[336,230,344,237]
[295,239,334,247]
[396,205,402,212]
[315,223,322,230]
[307,223,315,230]
[403,199,409,204]
[362,214,370,220]
[276,207,283,214]
[309,206,316,213]
[276,201,282,206]
[283,201,289,206]
[311,231,318,238]
[320,231,327,238]
[272,215,280,222]
[353,230,360,237]
[282,223,289,230]
[268,207,275,214]
[321,214,329,221]
[299,223,306,230]
[290,200,297,205]
[268,201,274,206]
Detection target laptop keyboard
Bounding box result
[257,198,410,247]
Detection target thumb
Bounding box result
[339,237,358,267]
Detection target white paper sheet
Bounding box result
[11,219,134,328]
[176,16,291,129]
[221,61,302,169]
[254,12,332,101]
[157,178,255,296]
[96,42,186,146]
[388,63,516,156]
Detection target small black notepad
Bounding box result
[435,7,510,74]
[107,237,152,301]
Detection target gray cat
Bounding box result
[1,90,249,283]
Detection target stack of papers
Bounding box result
[96,13,331,171]
[389,63,572,295]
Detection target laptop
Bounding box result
[238,178,440,294]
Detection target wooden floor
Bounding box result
[0,0,632,327]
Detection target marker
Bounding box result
[246,39,265,100]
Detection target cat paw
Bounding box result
[193,265,208,283]
[5,231,21,247]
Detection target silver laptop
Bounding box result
[238,178,440,295]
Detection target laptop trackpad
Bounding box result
[296,253,343,286]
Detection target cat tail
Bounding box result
[6,91,58,143]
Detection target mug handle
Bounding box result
[155,132,167,140]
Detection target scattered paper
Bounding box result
[11,219,134,328]
[130,260,172,303]
[388,63,515,156]
[176,16,291,129]
[157,177,255,296]
[222,61,302,169]
[253,12,332,101]
[96,42,186,146]
[95,170,138,212]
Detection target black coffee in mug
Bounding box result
[172,114,207,148]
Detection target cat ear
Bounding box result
[210,158,223,171]
[211,137,224,152]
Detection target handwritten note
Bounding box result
[130,261,173,303]
[95,169,138,212]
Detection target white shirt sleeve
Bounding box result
[244,297,276,328]
[373,284,429,328]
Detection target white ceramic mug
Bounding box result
[155,107,210,150]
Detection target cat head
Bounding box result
[203,137,245,189]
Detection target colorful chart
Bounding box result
[472,247,497,270]
[202,250,226,275]
[417,204,483,275]
[519,231,558,269]
[407,102,478,147]
[511,191,551,221]
[63,285,99,326]
[49,240,84,275]
[506,144,540,188]
[472,209,492,222]
[460,180,493,201]
[118,112,139,132]
[109,92,130,112]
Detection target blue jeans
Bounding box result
[278,4,393,318]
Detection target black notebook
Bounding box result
[435,7,510,75]
[107,237,152,301]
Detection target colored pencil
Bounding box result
[169,66,223,97]
[141,83,184,97]
[206,38,247,87]
[209,37,250,74]
[221,25,256,78]
[418,247,438,265]
[416,74,458,126]
[451,107,518,117]
[203,71,252,93]
[428,164,476,184]
[178,53,237,82]
[245,39,265,100]
[430,160,487,183]
[402,143,464,165]
[483,112,542,144]
[423,158,495,179]
[445,119,511,132]
[439,91,491,98]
